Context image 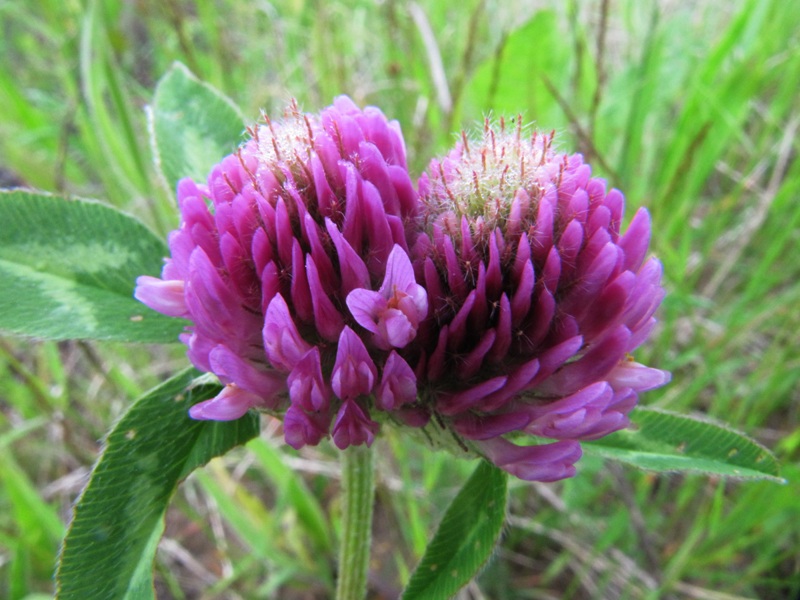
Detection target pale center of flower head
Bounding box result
[253,100,316,166]
[424,117,560,233]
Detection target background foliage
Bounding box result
[1,0,798,598]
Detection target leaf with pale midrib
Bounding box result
[0,190,187,343]
[150,62,245,193]
[56,368,260,600]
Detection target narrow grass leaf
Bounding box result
[0,417,48,447]
[401,460,508,600]
[248,438,333,552]
[584,407,783,481]
[0,452,65,587]
[79,0,152,201]
[55,368,260,600]
[193,462,281,562]
[462,10,570,129]
[0,190,186,343]
[151,62,244,194]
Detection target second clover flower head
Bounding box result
[135,100,670,482]
[410,118,670,481]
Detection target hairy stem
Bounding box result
[335,444,375,600]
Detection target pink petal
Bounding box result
[208,344,285,406]
[263,294,311,372]
[379,245,415,299]
[189,385,260,421]
[378,308,416,349]
[437,375,508,416]
[476,438,582,482]
[331,326,377,400]
[134,276,188,318]
[452,411,531,440]
[306,254,345,342]
[377,351,417,410]
[619,208,651,272]
[346,288,385,335]
[287,348,331,411]
[326,218,370,295]
[284,403,330,449]
[332,398,379,449]
[607,361,671,392]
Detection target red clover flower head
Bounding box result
[136,97,421,450]
[136,100,669,482]
[410,118,670,481]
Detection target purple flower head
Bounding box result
[135,97,421,448]
[135,100,670,483]
[410,119,670,480]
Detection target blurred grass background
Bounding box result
[1,0,799,598]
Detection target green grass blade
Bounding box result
[78,0,152,201]
[247,438,333,553]
[462,10,572,130]
[0,452,65,582]
[193,465,288,565]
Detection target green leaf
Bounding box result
[56,368,260,600]
[584,407,784,482]
[461,10,571,129]
[0,190,186,343]
[150,62,245,193]
[401,460,508,600]
[119,521,166,600]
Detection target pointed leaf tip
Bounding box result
[401,460,508,599]
[584,407,784,482]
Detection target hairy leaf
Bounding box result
[584,407,784,482]
[401,460,508,599]
[56,368,260,600]
[150,62,244,193]
[0,190,186,342]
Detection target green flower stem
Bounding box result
[335,443,376,600]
